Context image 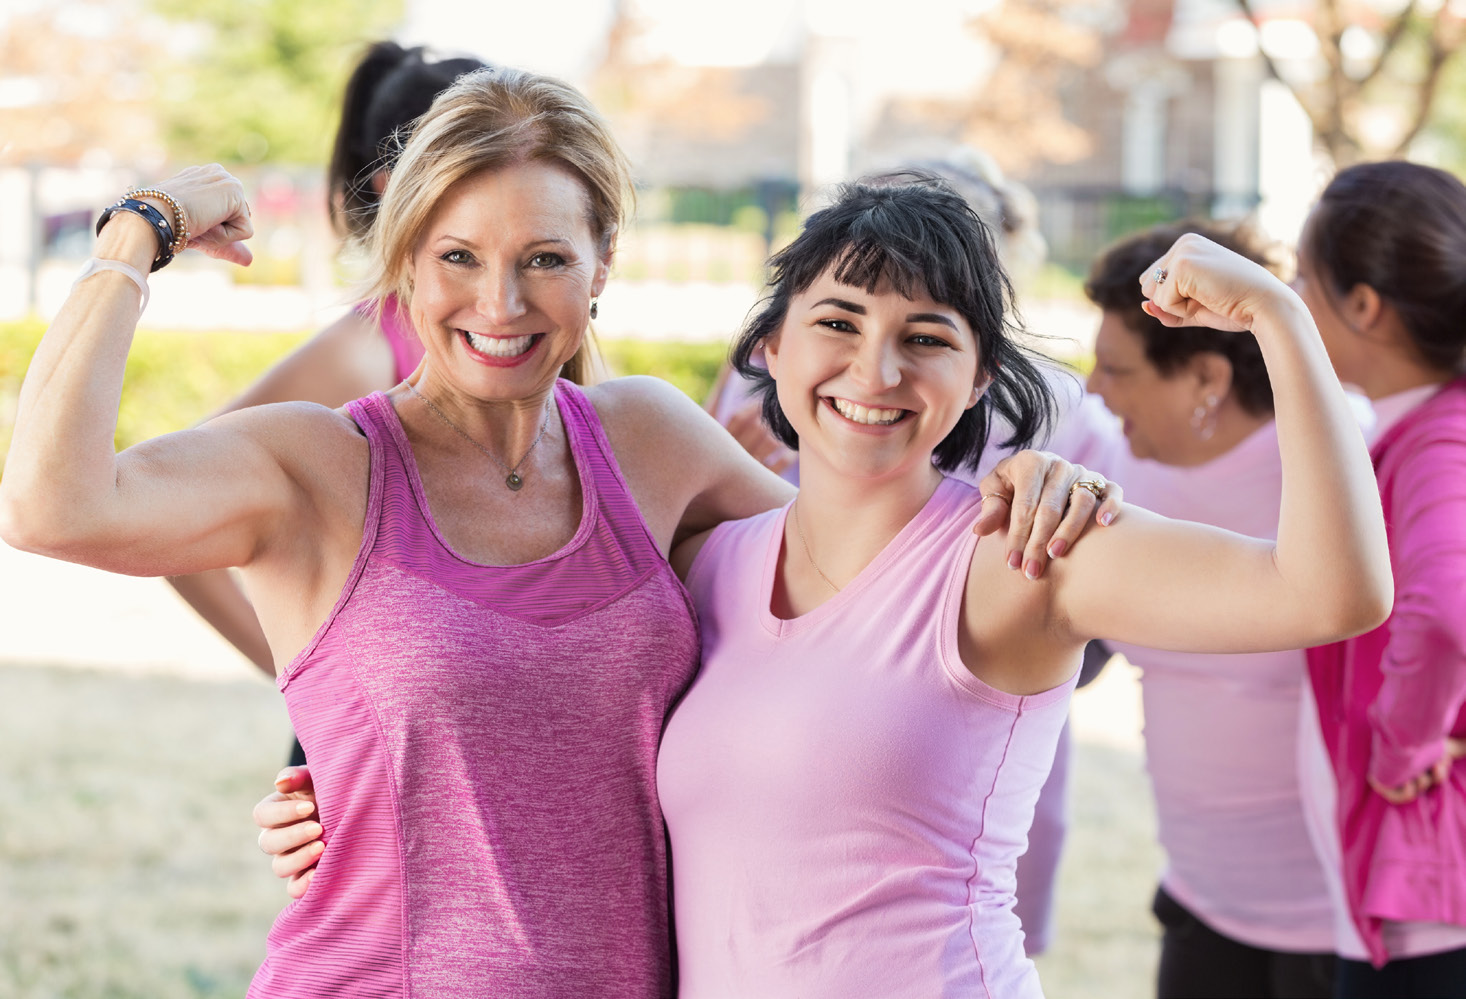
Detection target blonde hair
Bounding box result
[367,67,633,384]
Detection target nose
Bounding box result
[850,337,901,394]
[477,267,527,325]
[1085,367,1101,394]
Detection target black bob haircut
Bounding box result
[731,174,1055,474]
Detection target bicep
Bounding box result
[82,412,316,576]
[1051,506,1338,653]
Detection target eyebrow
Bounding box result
[813,297,959,331]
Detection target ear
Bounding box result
[762,330,782,378]
[967,371,993,410]
[371,169,390,196]
[592,226,615,298]
[1188,351,1234,403]
[1344,283,1384,333]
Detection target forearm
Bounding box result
[0,219,156,549]
[167,569,276,678]
[1253,296,1392,634]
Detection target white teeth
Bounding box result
[832,399,904,425]
[465,331,536,357]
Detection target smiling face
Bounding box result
[407,159,610,400]
[1086,311,1208,464]
[762,266,984,484]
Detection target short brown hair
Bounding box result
[1084,220,1278,416]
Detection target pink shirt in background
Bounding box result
[659,477,1077,998]
[1301,380,1466,966]
[1083,417,1336,952]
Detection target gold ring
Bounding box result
[1070,478,1105,501]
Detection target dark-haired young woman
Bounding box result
[653,177,1391,997]
[166,42,487,706]
[1292,161,1466,999]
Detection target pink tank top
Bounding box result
[250,381,698,998]
[658,476,1077,999]
[364,293,425,382]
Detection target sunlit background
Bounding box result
[3,1,1465,996]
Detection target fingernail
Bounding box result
[1100,511,1114,526]
[1024,559,1042,580]
[274,771,293,788]
[1047,539,1067,558]
[295,801,314,817]
[311,840,326,853]
[1007,551,1022,570]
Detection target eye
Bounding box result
[816,318,857,332]
[528,252,565,268]
[441,249,474,265]
[909,333,953,348]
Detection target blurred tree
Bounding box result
[147,0,402,165]
[1236,0,1466,165]
[885,0,1106,175]
[0,4,162,165]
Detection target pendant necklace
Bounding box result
[405,380,552,492]
[791,499,841,592]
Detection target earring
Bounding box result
[590,298,599,320]
[1190,393,1219,441]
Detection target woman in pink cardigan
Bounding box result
[1294,161,1466,997]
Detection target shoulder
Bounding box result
[584,375,735,466]
[202,400,368,481]
[584,374,708,427]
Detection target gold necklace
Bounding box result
[791,500,841,592]
[405,380,552,492]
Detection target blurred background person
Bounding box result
[1294,160,1466,999]
[1085,219,1338,998]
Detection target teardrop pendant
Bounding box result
[505,472,524,491]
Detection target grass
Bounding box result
[0,659,1159,998]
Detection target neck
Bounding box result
[405,372,558,458]
[1352,360,1454,401]
[789,457,944,588]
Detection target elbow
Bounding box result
[1324,571,1395,642]
[0,483,101,560]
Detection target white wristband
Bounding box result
[72,257,150,314]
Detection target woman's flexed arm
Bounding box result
[1053,235,1393,653]
[0,166,307,578]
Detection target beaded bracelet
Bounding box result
[128,187,190,256]
[95,197,175,272]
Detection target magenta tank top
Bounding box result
[250,380,699,998]
[658,476,1077,999]
[360,294,425,382]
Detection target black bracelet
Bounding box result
[96,197,175,272]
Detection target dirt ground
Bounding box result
[0,543,1161,998]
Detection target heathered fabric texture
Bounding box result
[249,380,698,998]
[659,476,1077,998]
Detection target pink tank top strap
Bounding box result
[276,394,389,686]
[552,379,667,559]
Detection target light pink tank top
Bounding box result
[658,476,1077,999]
[250,381,698,998]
